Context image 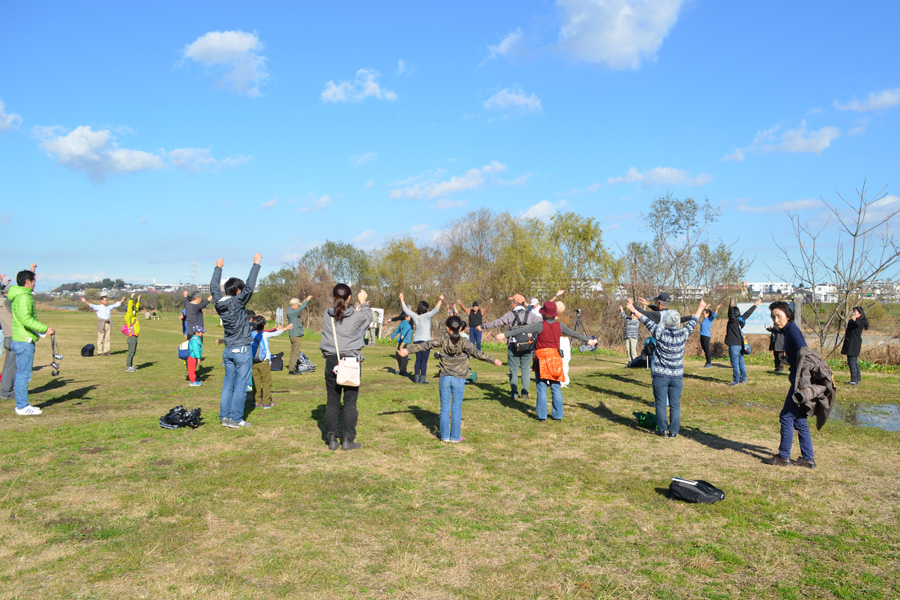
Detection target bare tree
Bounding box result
[771,181,900,354]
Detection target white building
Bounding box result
[814,284,838,303]
[746,282,793,296]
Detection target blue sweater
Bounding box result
[780,320,808,382]
[391,320,412,344]
[639,315,699,379]
[699,312,717,337]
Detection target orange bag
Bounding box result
[534,347,565,381]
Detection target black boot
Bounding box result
[327,433,340,451]
[420,374,430,384]
[342,437,361,450]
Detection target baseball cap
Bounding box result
[508,294,526,304]
[529,297,540,307]
[653,292,673,303]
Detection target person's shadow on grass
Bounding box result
[378,405,440,439]
[577,400,651,434]
[677,425,770,459]
[36,384,97,409]
[135,362,156,370]
[311,403,327,442]
[29,378,68,395]
[597,372,652,389]
[470,380,539,419]
[578,382,650,405]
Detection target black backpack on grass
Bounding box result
[668,477,725,504]
[159,405,203,430]
[270,352,284,371]
[80,344,95,357]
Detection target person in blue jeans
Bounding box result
[8,266,54,416]
[399,316,502,442]
[725,298,761,385]
[211,253,261,429]
[455,298,493,351]
[627,297,706,437]
[763,301,815,468]
[399,292,443,384]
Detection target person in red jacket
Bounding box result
[499,301,595,421]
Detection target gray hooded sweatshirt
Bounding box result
[320,304,372,358]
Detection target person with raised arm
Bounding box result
[399,292,443,384]
[211,253,261,429]
[80,293,125,356]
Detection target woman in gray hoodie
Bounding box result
[320,284,371,451]
[399,292,443,384]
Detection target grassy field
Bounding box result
[1,311,898,600]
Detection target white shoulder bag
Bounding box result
[331,316,360,387]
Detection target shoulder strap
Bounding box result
[512,310,523,328]
[330,316,340,357]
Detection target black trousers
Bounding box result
[847,355,861,383]
[700,335,712,364]
[773,351,785,372]
[324,354,360,441]
[414,345,430,376]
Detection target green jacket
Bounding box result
[8,285,48,342]
[287,300,308,338]
[408,335,497,378]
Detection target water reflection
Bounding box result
[831,403,900,433]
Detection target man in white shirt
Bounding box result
[80,295,125,356]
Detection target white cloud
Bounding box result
[353,229,376,246]
[483,87,542,115]
[497,173,533,186]
[35,125,250,182]
[182,30,268,97]
[434,199,467,210]
[0,99,23,132]
[390,161,506,200]
[350,152,378,166]
[365,179,375,189]
[834,88,900,112]
[556,0,685,69]
[167,147,252,172]
[588,183,601,193]
[487,29,523,60]
[722,148,744,162]
[296,194,332,213]
[726,119,841,160]
[321,69,397,103]
[396,59,413,76]
[736,198,820,213]
[36,125,164,183]
[872,194,900,209]
[607,166,712,187]
[522,200,566,221]
[261,199,277,209]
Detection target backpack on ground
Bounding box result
[270,352,284,371]
[633,411,656,430]
[509,310,536,355]
[80,344,95,357]
[668,477,725,504]
[159,405,203,430]
[295,351,317,373]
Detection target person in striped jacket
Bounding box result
[626,297,708,438]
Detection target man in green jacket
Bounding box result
[286,295,312,375]
[9,267,54,415]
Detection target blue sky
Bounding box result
[1,1,898,290]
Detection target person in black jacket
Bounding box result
[841,306,868,385]
[766,323,786,373]
[725,298,761,386]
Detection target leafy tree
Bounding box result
[301,241,370,287]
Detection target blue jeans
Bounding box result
[535,379,563,420]
[12,341,35,410]
[220,347,252,421]
[652,376,683,435]
[728,345,746,383]
[778,382,814,460]
[438,375,465,441]
[470,328,482,350]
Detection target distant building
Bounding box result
[746,282,793,297]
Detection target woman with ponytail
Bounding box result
[319,283,371,450]
[841,306,869,386]
[398,315,502,442]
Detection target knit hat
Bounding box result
[663,311,681,328]
[471,300,479,307]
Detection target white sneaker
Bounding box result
[235,419,251,428]
[15,405,42,416]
